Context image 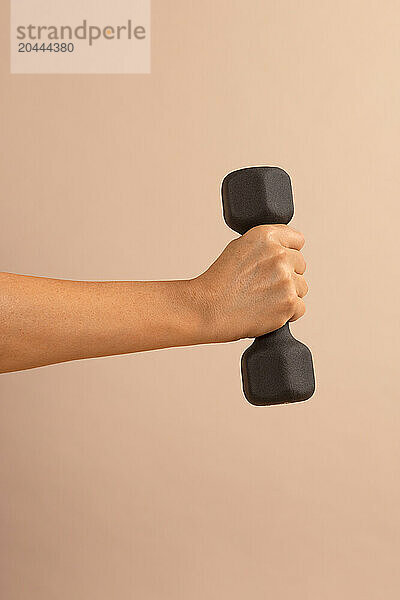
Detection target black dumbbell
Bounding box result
[221,166,315,406]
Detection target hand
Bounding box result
[191,224,308,343]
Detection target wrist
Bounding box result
[181,276,220,345]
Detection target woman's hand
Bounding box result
[191,224,308,343]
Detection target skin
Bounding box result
[0,224,308,374]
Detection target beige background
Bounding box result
[1,1,400,598]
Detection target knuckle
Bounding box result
[246,225,267,242]
[269,245,286,264]
[274,246,286,259]
[262,225,277,242]
[279,268,292,283]
[284,290,298,311]
[275,262,292,282]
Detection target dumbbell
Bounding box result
[221,166,315,406]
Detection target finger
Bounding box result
[292,273,308,298]
[273,225,305,250]
[289,298,306,322]
[286,248,306,274]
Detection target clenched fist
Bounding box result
[191,224,308,343]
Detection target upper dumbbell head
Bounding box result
[222,166,294,234]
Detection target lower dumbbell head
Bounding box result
[241,327,315,405]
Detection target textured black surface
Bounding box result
[221,166,315,406]
[242,324,315,406]
[222,166,294,233]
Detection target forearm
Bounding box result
[0,273,209,373]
